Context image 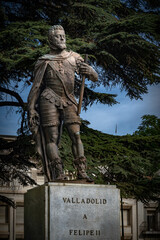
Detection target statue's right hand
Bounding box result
[28,109,40,133]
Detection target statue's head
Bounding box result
[48,25,66,50]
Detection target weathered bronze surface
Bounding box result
[28,25,98,181]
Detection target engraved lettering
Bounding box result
[63,198,67,203]
[103,199,107,204]
[74,230,77,235]
[83,214,87,219]
[81,199,85,203]
[69,229,101,236]
[63,197,107,204]
[86,230,90,235]
[96,230,101,235]
[96,199,99,204]
[76,198,80,203]
[90,230,94,235]
[91,199,95,204]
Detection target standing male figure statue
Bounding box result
[28,25,98,181]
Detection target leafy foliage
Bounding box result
[0,135,39,206]
[0,135,37,185]
[57,119,160,203]
[81,122,160,202]
[133,114,160,136]
[1,117,160,205]
[1,0,160,100]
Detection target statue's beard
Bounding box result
[49,41,66,51]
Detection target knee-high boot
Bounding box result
[49,157,66,180]
[73,157,93,182]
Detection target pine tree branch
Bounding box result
[0,195,16,208]
[0,87,28,135]
[0,101,23,107]
[0,87,25,109]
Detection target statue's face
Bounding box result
[50,30,66,50]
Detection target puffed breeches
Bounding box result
[39,96,81,127]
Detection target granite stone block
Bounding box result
[24,183,120,240]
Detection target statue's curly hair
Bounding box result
[48,25,66,50]
[48,25,64,38]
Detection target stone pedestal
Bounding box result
[24,182,120,240]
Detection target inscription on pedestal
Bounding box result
[49,183,120,240]
[24,183,120,240]
[62,197,106,238]
[62,197,107,204]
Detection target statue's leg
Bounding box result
[66,124,93,182]
[43,125,65,180]
[67,124,84,159]
[40,93,66,181]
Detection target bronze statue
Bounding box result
[28,25,98,182]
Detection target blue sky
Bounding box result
[0,83,160,136]
[81,84,160,135]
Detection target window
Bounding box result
[0,205,9,224]
[16,207,24,224]
[147,210,156,231]
[120,207,132,226]
[16,206,24,239]
[124,209,131,226]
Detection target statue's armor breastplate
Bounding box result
[44,59,76,97]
